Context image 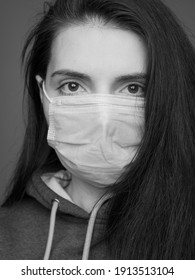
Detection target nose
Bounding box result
[92,79,113,95]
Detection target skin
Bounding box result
[36,22,147,212]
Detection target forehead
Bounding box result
[47,23,147,78]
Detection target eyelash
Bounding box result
[58,81,85,95]
[57,81,145,96]
[121,83,145,96]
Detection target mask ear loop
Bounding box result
[42,81,52,103]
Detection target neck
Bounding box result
[66,174,108,213]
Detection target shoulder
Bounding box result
[0,195,52,236]
[0,196,50,259]
[0,195,49,222]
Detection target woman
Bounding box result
[0,0,194,259]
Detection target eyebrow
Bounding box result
[51,70,91,82]
[115,73,147,84]
[51,69,147,83]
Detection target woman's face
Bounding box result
[36,22,147,121]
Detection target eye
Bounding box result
[58,81,86,95]
[120,83,145,96]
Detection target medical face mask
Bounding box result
[42,83,145,187]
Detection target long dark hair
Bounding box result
[4,0,195,259]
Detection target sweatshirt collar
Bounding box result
[26,170,110,220]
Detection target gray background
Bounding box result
[0,0,195,200]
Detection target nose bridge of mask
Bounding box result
[41,81,144,110]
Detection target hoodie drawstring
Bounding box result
[43,194,110,260]
[43,199,59,260]
[82,194,110,260]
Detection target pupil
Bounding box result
[128,85,138,93]
[68,83,79,91]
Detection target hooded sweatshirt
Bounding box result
[0,170,111,260]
